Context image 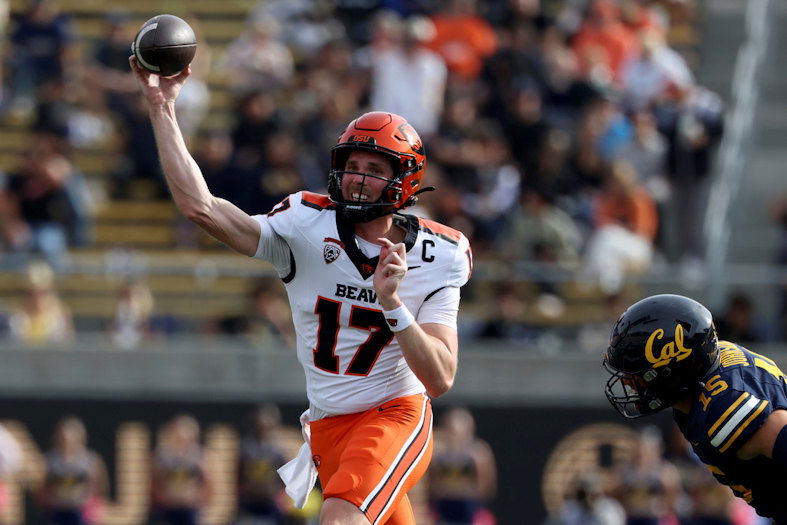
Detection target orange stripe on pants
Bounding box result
[309,394,433,524]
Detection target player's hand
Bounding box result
[129,56,190,107]
[374,238,407,309]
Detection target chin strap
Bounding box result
[400,186,435,209]
[412,186,435,197]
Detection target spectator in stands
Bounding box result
[714,292,770,344]
[430,92,485,192]
[32,77,76,144]
[498,187,582,269]
[610,426,683,525]
[236,404,288,524]
[39,416,109,525]
[654,81,724,266]
[352,9,404,81]
[501,76,552,182]
[579,159,658,294]
[619,0,666,36]
[231,90,286,160]
[251,0,346,65]
[369,15,447,138]
[473,282,536,342]
[459,123,522,251]
[428,406,497,525]
[5,0,78,118]
[214,277,296,350]
[614,107,669,204]
[7,260,73,345]
[551,473,625,525]
[555,102,610,232]
[108,278,155,350]
[620,28,693,112]
[150,414,210,525]
[570,0,639,86]
[589,91,634,162]
[83,9,138,118]
[482,21,546,125]
[195,129,245,206]
[218,14,295,95]
[425,0,497,84]
[539,29,599,131]
[258,129,323,203]
[3,133,91,256]
[112,91,166,199]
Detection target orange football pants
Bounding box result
[309,394,433,525]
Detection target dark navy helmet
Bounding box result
[604,294,720,418]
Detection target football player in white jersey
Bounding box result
[130,57,472,525]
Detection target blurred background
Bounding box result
[0,0,784,523]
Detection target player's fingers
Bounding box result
[169,65,192,81]
[382,251,403,267]
[129,56,143,76]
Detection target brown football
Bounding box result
[132,14,196,77]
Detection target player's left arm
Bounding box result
[374,238,458,398]
[736,408,787,462]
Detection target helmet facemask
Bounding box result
[604,360,689,418]
[328,145,416,223]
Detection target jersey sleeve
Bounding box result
[416,286,460,328]
[250,214,292,277]
[448,233,473,288]
[702,387,772,454]
[249,193,303,278]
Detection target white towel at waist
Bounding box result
[277,410,318,508]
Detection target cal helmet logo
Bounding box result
[645,324,693,367]
[323,237,343,264]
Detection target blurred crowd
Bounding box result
[2,405,777,525]
[545,425,772,525]
[0,405,498,525]
[0,0,783,344]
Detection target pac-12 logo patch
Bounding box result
[323,237,344,264]
[323,244,341,264]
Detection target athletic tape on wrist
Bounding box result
[383,304,415,332]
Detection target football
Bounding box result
[132,14,197,77]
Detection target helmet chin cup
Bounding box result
[328,168,400,223]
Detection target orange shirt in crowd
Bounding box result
[426,14,497,79]
[595,188,659,241]
[572,0,640,81]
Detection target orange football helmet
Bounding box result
[328,112,427,222]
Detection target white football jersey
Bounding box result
[252,191,472,416]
